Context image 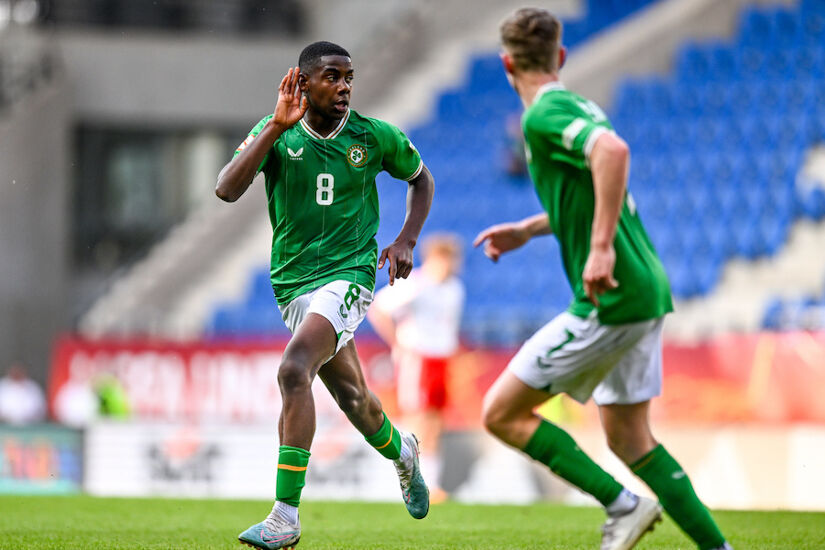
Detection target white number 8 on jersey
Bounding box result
[316,173,334,205]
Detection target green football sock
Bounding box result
[524,420,623,507]
[364,413,402,460]
[276,445,311,507]
[632,444,726,550]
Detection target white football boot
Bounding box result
[600,496,662,550]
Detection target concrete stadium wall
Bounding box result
[0,81,71,383]
[55,31,298,128]
[52,0,423,128]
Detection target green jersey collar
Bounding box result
[300,109,351,140]
[534,81,566,103]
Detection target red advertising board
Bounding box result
[655,332,825,424]
[50,332,825,427]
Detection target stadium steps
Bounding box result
[668,217,825,340]
[372,0,761,125]
[670,145,825,339]
[167,209,273,339]
[559,0,792,108]
[670,145,825,338]
[760,145,825,330]
[369,0,582,129]
[79,188,264,338]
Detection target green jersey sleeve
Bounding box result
[373,119,424,181]
[233,114,275,174]
[524,96,611,166]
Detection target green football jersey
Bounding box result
[234,109,423,305]
[522,82,673,324]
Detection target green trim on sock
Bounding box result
[276,445,311,507]
[364,413,402,460]
[523,420,623,507]
[633,444,726,550]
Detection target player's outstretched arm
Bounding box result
[215,67,309,202]
[473,212,551,263]
[582,132,629,305]
[378,164,434,286]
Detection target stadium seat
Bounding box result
[246,266,274,306]
[761,296,785,329]
[800,187,825,220]
[738,7,774,47]
[773,8,803,47]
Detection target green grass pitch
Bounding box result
[1,496,823,549]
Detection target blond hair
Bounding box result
[500,7,562,73]
[422,233,463,260]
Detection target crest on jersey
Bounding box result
[287,147,304,160]
[346,144,368,167]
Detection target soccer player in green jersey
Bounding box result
[474,9,732,550]
[216,41,434,550]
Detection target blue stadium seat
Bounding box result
[694,256,720,296]
[801,0,825,15]
[760,213,788,256]
[730,221,761,260]
[467,55,510,92]
[761,297,785,329]
[795,46,825,79]
[773,8,803,47]
[800,187,825,220]
[801,1,825,44]
[737,47,767,80]
[207,304,242,336]
[706,43,739,81]
[246,266,274,306]
[738,7,774,47]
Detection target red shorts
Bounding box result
[396,352,449,413]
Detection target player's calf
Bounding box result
[631,444,729,549]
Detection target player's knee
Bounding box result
[277,357,312,392]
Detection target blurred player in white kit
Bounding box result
[368,233,465,501]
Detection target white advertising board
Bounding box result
[85,422,825,511]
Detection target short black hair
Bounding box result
[298,41,351,74]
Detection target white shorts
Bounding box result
[508,311,664,405]
[279,280,373,359]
